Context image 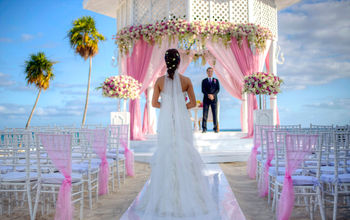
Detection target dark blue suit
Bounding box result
[201,77,220,132]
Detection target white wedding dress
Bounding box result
[134,71,221,220]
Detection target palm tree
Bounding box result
[24,52,55,129]
[67,16,105,127]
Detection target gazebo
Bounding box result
[83,0,301,140]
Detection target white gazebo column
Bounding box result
[269,39,278,125]
[242,92,248,133]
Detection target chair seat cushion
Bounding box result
[276,175,318,186]
[41,173,82,184]
[309,166,346,175]
[15,165,50,173]
[72,163,99,174]
[320,174,350,183]
[72,152,83,158]
[269,167,302,176]
[256,154,262,162]
[0,165,13,174]
[0,172,37,182]
[328,160,350,166]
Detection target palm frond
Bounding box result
[24,52,56,90]
[67,16,106,59]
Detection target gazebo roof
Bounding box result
[83,0,301,18]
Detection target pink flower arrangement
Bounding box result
[114,18,273,55]
[101,75,142,99]
[243,72,283,95]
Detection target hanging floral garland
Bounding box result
[113,18,273,56]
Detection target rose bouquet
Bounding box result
[101,75,142,100]
[243,72,283,96]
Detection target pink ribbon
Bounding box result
[259,159,272,197]
[99,157,109,195]
[247,144,260,179]
[55,176,73,220]
[124,146,135,177]
[278,175,294,220]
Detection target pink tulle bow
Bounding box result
[99,157,109,195]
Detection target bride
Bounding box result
[134,49,220,220]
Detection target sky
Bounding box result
[0,0,349,130]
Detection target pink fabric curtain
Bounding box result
[123,38,154,140]
[178,50,194,74]
[278,134,317,220]
[206,41,244,100]
[258,128,277,197]
[90,128,109,195]
[265,52,281,126]
[265,52,270,73]
[230,38,270,138]
[124,38,179,137]
[110,125,134,176]
[247,125,274,179]
[207,37,270,136]
[38,134,73,220]
[142,91,151,134]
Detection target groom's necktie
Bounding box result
[209,78,212,83]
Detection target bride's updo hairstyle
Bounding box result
[164,49,180,80]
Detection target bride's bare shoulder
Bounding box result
[155,75,166,90]
[180,75,192,85]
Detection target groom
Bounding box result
[201,67,220,133]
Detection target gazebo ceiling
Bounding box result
[83,0,302,18]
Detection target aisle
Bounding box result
[120,164,246,220]
[132,132,253,163]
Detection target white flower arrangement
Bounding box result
[101,75,142,100]
[243,72,283,95]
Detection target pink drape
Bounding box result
[258,129,276,196]
[142,91,152,134]
[125,38,179,137]
[206,37,270,137]
[110,125,134,176]
[90,128,109,195]
[265,52,270,73]
[38,134,73,220]
[124,39,154,140]
[277,134,317,220]
[231,38,269,138]
[246,125,271,179]
[206,41,244,100]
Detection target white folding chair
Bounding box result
[320,131,350,220]
[32,132,84,220]
[0,131,37,220]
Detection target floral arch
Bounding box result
[114,18,278,140]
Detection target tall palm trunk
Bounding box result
[25,88,42,129]
[82,56,92,127]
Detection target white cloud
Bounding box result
[304,98,350,110]
[0,72,16,87]
[278,0,350,90]
[0,37,13,43]
[21,34,34,41]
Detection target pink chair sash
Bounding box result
[247,125,263,179]
[89,128,109,195]
[258,129,275,197]
[277,134,317,220]
[38,134,73,220]
[111,125,134,177]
